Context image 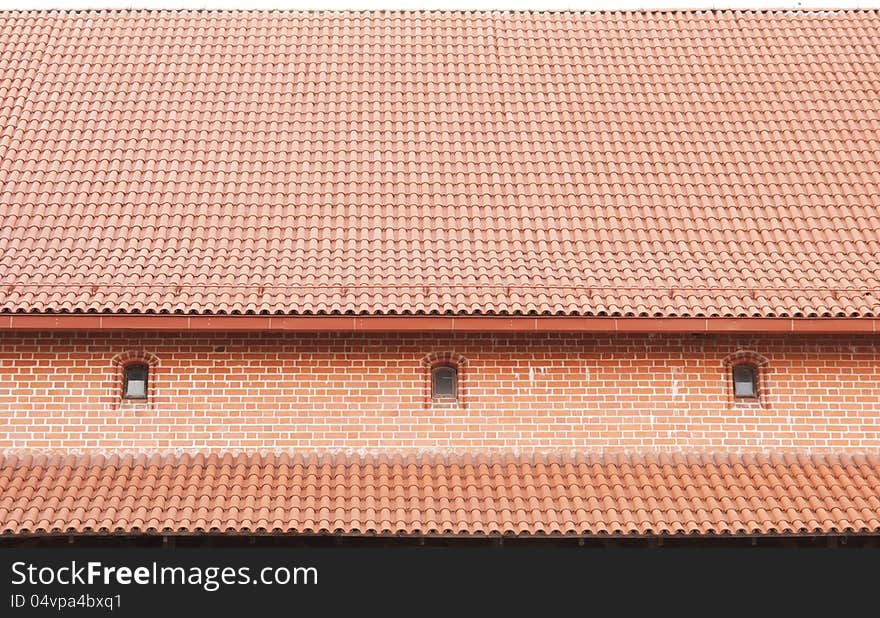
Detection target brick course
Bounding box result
[0,331,878,452]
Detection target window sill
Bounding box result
[118,399,153,411]
[730,396,768,409]
[429,397,462,408]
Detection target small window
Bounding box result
[123,363,148,399]
[732,364,758,398]
[432,365,457,399]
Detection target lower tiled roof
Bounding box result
[0,452,878,537]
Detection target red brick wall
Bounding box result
[0,331,878,452]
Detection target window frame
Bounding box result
[122,362,149,400]
[431,364,459,400]
[731,363,759,399]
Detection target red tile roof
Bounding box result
[1,452,878,537]
[2,10,880,318]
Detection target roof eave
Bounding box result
[0,314,876,333]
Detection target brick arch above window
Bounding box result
[111,350,160,369]
[721,350,769,370]
[421,351,468,370]
[421,352,467,407]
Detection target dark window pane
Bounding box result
[124,364,148,399]
[432,366,457,398]
[733,364,757,398]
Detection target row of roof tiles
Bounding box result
[1,286,878,317]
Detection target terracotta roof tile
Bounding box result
[0,452,878,536]
[2,10,880,317]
